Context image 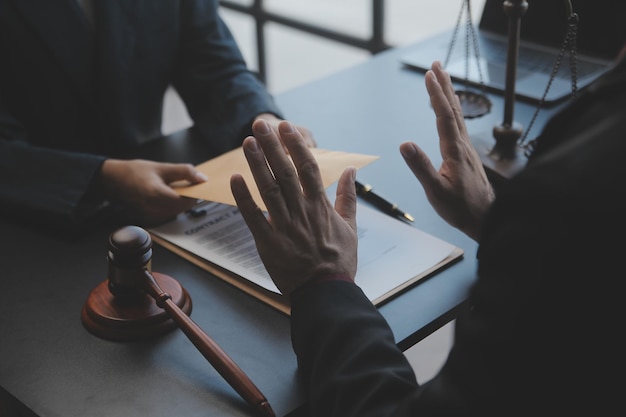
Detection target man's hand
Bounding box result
[254,113,316,148]
[231,119,357,297]
[399,61,495,242]
[99,159,207,226]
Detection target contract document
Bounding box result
[150,200,462,314]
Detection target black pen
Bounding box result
[355,180,415,223]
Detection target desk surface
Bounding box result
[0,41,561,417]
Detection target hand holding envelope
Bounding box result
[172,146,379,211]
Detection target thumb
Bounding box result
[335,167,357,231]
[160,163,208,184]
[399,142,440,192]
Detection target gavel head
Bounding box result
[107,225,153,301]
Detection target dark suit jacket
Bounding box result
[290,55,626,415]
[0,0,281,231]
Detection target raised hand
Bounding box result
[231,119,357,297]
[400,61,495,241]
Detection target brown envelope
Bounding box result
[173,146,379,210]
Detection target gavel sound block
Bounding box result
[81,225,275,417]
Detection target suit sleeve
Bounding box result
[290,280,421,417]
[172,0,283,154]
[288,279,510,416]
[0,91,108,234]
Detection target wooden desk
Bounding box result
[0,42,561,417]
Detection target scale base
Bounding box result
[471,131,528,187]
[81,272,192,342]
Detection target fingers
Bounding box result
[254,113,316,149]
[425,69,462,151]
[428,61,470,141]
[244,122,292,222]
[247,119,325,222]
[230,172,271,237]
[430,61,460,111]
[335,167,357,232]
[242,119,342,231]
[277,122,325,202]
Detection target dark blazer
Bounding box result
[290,56,626,415]
[0,0,281,231]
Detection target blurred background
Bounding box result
[163,0,487,384]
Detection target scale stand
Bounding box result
[446,0,579,184]
[476,0,528,184]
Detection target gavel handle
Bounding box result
[142,270,275,417]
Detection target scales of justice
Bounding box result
[447,0,579,181]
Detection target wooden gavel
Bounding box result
[82,225,274,417]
